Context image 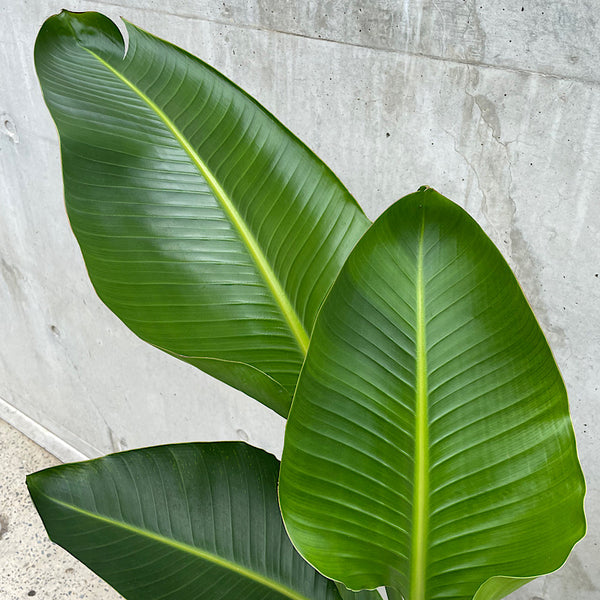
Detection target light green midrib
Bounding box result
[81,47,309,354]
[43,493,313,600]
[410,211,429,600]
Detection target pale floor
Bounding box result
[0,418,122,599]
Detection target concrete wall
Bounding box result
[1,1,598,598]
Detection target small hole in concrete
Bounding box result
[236,428,249,442]
[3,119,16,134]
[28,591,36,597]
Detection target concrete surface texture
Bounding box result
[0,418,123,599]
[0,0,598,598]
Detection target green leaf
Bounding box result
[34,11,369,416]
[279,188,586,600]
[27,442,361,600]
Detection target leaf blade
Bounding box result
[34,11,370,414]
[27,443,346,600]
[279,187,585,600]
[83,44,310,355]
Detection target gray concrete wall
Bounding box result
[1,1,598,598]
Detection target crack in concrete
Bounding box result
[474,94,502,141]
[452,80,569,354]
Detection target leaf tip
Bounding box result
[40,10,125,58]
[25,472,39,505]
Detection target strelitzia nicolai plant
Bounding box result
[27,10,585,600]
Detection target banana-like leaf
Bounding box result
[34,11,370,416]
[279,188,586,600]
[27,442,381,600]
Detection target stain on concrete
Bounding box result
[475,94,501,140]
[1,258,25,304]
[447,70,570,358]
[0,514,9,539]
[461,0,487,62]
[1,258,22,283]
[563,552,597,591]
[353,6,397,47]
[107,427,127,453]
[509,226,568,351]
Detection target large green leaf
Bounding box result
[279,188,585,600]
[27,442,380,600]
[34,11,369,416]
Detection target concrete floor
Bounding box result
[0,418,122,599]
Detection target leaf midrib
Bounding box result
[82,46,309,354]
[45,493,315,600]
[410,209,429,600]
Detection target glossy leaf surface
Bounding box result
[279,188,586,600]
[34,11,369,416]
[27,442,380,600]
